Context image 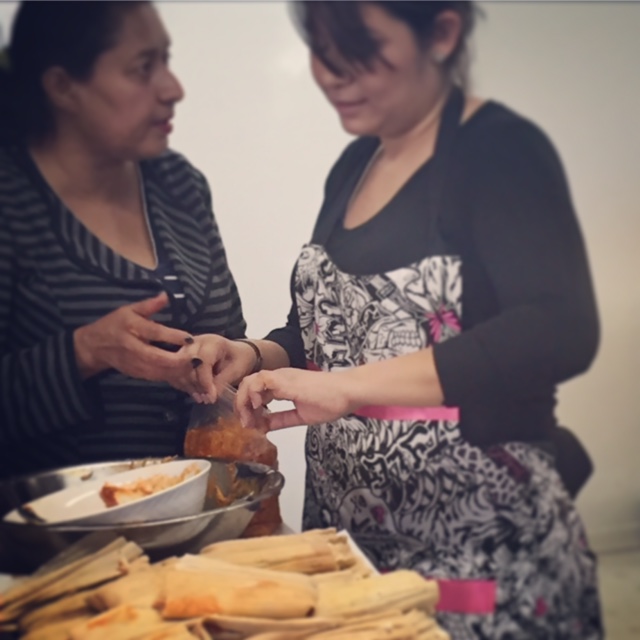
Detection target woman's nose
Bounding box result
[160,68,185,104]
[312,53,354,91]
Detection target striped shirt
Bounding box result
[0,147,246,478]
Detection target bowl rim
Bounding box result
[4,458,212,527]
[0,457,284,533]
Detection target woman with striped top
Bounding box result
[0,1,248,478]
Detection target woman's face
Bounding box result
[310,4,445,139]
[61,4,184,160]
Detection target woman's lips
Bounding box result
[154,119,173,135]
[333,99,366,116]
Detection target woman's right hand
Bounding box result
[180,336,259,403]
[73,292,193,382]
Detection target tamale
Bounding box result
[315,570,439,618]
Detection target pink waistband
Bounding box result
[435,579,497,614]
[354,404,459,422]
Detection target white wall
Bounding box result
[1,2,638,551]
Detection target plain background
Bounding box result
[1,1,638,552]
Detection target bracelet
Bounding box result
[235,339,263,374]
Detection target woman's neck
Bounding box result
[379,83,453,161]
[29,133,137,205]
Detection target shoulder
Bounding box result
[143,149,211,198]
[0,146,41,232]
[458,102,566,181]
[0,146,30,189]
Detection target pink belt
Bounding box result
[354,404,459,422]
[435,579,497,614]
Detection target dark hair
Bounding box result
[292,1,477,88]
[0,1,147,144]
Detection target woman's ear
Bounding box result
[429,10,463,64]
[41,65,77,114]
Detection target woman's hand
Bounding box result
[73,292,193,382]
[235,368,357,431]
[179,335,259,403]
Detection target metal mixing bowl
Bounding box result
[0,457,284,573]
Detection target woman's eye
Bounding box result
[135,60,154,79]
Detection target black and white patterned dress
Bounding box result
[297,244,600,639]
[268,92,603,638]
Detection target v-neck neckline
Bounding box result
[16,147,162,283]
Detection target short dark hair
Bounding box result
[292,1,477,87]
[0,1,148,144]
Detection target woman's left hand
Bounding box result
[168,334,259,402]
[235,368,357,431]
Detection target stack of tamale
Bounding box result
[0,528,450,640]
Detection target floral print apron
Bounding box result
[295,242,601,638]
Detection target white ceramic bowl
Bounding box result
[3,459,210,526]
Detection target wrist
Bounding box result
[339,367,369,412]
[73,326,101,379]
[234,339,263,375]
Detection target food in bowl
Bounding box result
[2,459,211,526]
[99,462,202,508]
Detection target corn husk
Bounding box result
[0,537,144,623]
[21,613,95,640]
[200,529,356,575]
[316,570,439,619]
[156,556,316,620]
[67,605,167,640]
[19,588,96,632]
[87,560,177,611]
[201,613,336,637]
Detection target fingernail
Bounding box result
[184,336,194,345]
[191,358,203,368]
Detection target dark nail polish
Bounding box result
[191,357,203,368]
[184,336,194,345]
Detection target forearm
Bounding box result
[340,348,445,409]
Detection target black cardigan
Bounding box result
[267,102,599,469]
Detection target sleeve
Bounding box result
[0,217,99,447]
[264,267,306,369]
[194,168,247,341]
[433,120,599,406]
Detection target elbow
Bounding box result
[555,311,600,381]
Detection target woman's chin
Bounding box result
[136,138,171,160]
[338,115,379,138]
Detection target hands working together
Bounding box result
[181,334,357,432]
[72,295,348,433]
